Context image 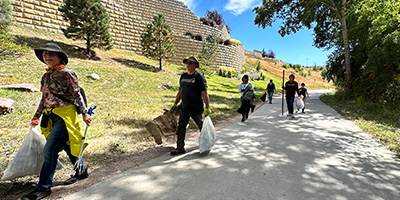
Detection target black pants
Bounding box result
[176,110,203,150]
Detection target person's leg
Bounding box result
[268,91,273,103]
[173,110,190,153]
[23,113,68,199]
[302,98,306,113]
[287,96,295,114]
[244,100,250,119]
[191,111,204,131]
[38,113,69,189]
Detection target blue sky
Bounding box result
[178,0,332,67]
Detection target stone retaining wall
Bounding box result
[11,0,245,70]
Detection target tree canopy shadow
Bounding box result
[14,36,100,60]
[112,58,160,73]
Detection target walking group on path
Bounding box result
[16,43,312,199]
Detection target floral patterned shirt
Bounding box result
[33,66,88,119]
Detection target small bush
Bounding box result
[194,33,203,41]
[223,39,232,45]
[0,33,29,60]
[200,17,217,28]
[282,64,290,69]
[230,39,241,45]
[185,30,194,38]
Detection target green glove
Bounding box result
[171,103,177,110]
[204,108,212,116]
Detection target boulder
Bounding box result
[0,83,39,92]
[87,73,100,80]
[0,98,14,114]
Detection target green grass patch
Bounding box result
[320,91,400,157]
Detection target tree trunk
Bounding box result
[86,33,91,58]
[341,0,352,99]
[159,57,162,70]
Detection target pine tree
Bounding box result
[141,13,176,70]
[59,0,113,57]
[0,0,12,32]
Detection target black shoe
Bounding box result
[251,105,255,112]
[170,148,185,155]
[64,169,89,185]
[269,101,272,104]
[21,188,51,200]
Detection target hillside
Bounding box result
[0,25,331,199]
[245,56,332,90]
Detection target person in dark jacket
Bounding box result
[170,56,211,155]
[282,74,300,118]
[22,43,91,200]
[265,79,276,104]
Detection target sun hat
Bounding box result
[183,56,199,68]
[34,43,68,65]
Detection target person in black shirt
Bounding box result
[298,83,309,113]
[265,79,276,104]
[282,74,300,118]
[170,57,211,155]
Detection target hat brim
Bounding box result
[182,59,199,68]
[34,48,68,65]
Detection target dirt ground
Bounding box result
[0,103,261,200]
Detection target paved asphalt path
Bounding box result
[66,90,400,200]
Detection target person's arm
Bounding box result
[239,84,244,92]
[174,91,181,104]
[306,90,309,97]
[296,83,300,96]
[202,91,210,109]
[66,71,91,125]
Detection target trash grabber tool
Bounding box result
[71,105,96,177]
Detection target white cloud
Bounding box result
[224,0,259,16]
[177,0,196,10]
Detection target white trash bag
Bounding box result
[1,126,63,181]
[199,116,217,153]
[296,96,304,110]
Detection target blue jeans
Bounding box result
[286,96,295,114]
[267,91,274,102]
[38,113,86,189]
[176,110,203,150]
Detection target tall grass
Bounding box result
[320,90,400,157]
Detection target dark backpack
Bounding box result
[242,87,255,101]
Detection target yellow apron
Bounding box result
[41,105,88,157]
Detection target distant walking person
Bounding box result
[265,79,276,104]
[170,56,211,155]
[282,74,300,118]
[299,83,309,113]
[238,75,255,122]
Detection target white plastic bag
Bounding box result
[1,126,63,181]
[199,116,216,153]
[296,97,304,110]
